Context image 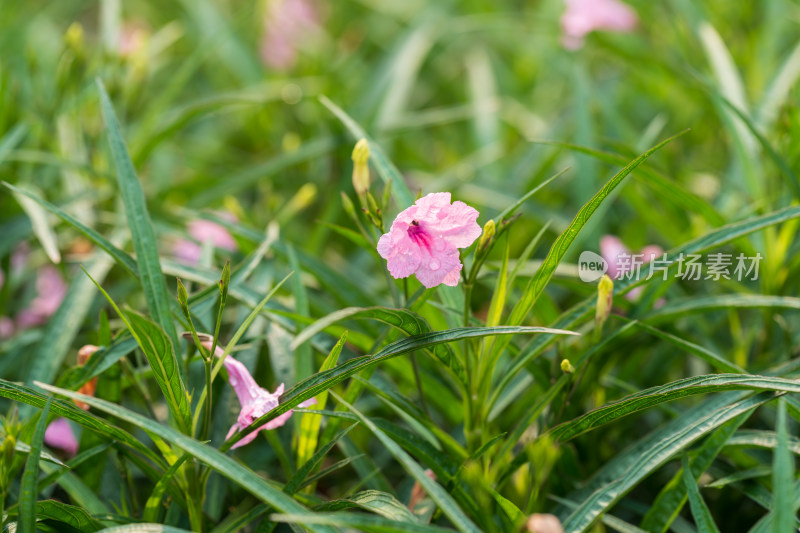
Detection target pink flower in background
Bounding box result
[377,193,481,289]
[44,418,79,457]
[560,0,638,50]
[600,235,663,301]
[194,336,315,449]
[260,0,320,70]
[173,215,238,265]
[15,266,68,329]
[0,317,13,339]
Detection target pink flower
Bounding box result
[560,0,638,50]
[377,193,482,289]
[15,266,68,329]
[260,0,320,70]
[0,317,14,339]
[44,418,79,457]
[600,235,663,301]
[173,215,238,265]
[196,336,315,449]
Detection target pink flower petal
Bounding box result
[44,418,79,456]
[561,0,637,50]
[600,235,629,280]
[377,192,481,289]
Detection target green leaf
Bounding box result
[142,453,191,523]
[97,526,195,533]
[562,392,771,532]
[549,374,800,442]
[322,490,421,523]
[332,392,482,533]
[771,399,794,533]
[19,396,52,533]
[645,295,800,320]
[319,95,415,208]
[0,380,165,469]
[11,185,61,264]
[641,412,750,533]
[34,381,337,533]
[682,455,722,533]
[5,500,105,532]
[295,332,347,471]
[633,321,744,374]
[232,325,577,449]
[291,306,470,385]
[122,310,191,433]
[97,79,178,349]
[2,182,138,277]
[271,512,456,533]
[285,424,355,495]
[507,129,687,326]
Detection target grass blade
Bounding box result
[19,396,52,533]
[97,79,178,349]
[682,455,722,533]
[332,392,482,533]
[771,398,794,533]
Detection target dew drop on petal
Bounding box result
[430,259,441,271]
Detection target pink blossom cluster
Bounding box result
[172,214,238,266]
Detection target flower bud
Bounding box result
[560,359,575,374]
[595,274,614,324]
[351,139,370,196]
[2,434,15,467]
[341,191,357,219]
[64,22,85,54]
[477,219,495,251]
[219,260,231,302]
[176,279,190,318]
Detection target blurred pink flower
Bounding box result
[560,0,638,50]
[377,193,481,289]
[173,215,238,265]
[260,0,320,70]
[44,418,79,457]
[600,235,663,301]
[0,317,13,339]
[196,336,315,449]
[15,266,67,329]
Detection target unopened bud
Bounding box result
[351,139,370,196]
[595,274,614,324]
[560,359,575,374]
[219,260,231,302]
[478,220,495,251]
[76,345,99,411]
[2,434,15,466]
[177,279,189,317]
[64,22,84,53]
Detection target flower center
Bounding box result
[407,220,432,251]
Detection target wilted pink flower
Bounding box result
[260,0,320,70]
[15,266,68,329]
[377,193,481,289]
[600,235,663,301]
[173,215,238,265]
[560,0,638,50]
[44,418,79,457]
[195,336,315,449]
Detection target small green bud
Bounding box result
[2,434,15,466]
[176,279,190,317]
[64,22,84,54]
[477,219,495,251]
[219,260,231,302]
[595,274,614,324]
[351,139,370,196]
[560,359,575,374]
